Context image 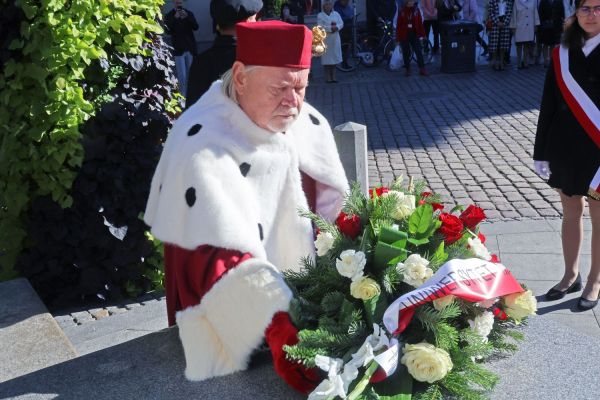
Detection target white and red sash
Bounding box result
[383,258,523,335]
[552,46,600,200]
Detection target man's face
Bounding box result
[174,0,183,8]
[235,65,310,133]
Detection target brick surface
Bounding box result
[306,58,561,219]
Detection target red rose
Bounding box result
[418,192,444,211]
[369,186,389,199]
[478,232,486,244]
[336,212,362,239]
[490,254,500,263]
[438,213,464,244]
[459,205,486,229]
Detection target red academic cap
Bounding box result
[236,20,312,69]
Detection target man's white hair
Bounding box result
[221,65,260,103]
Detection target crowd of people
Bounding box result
[163,0,580,91]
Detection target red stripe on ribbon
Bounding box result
[390,268,523,334]
[552,47,600,148]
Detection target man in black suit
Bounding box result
[186,0,263,108]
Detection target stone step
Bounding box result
[0,278,77,384]
[56,296,168,356]
[1,314,599,399]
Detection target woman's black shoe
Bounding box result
[545,274,582,300]
[577,296,599,311]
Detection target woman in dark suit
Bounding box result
[534,0,600,310]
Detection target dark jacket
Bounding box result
[186,34,237,108]
[164,8,199,56]
[437,0,462,22]
[534,46,600,189]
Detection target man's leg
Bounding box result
[174,54,188,95]
[432,20,440,52]
[400,39,411,73]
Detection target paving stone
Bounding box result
[71,311,94,325]
[90,308,110,320]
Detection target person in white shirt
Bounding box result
[318,0,344,83]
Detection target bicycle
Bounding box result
[410,37,434,65]
[355,17,396,68]
[337,16,395,72]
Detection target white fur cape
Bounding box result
[144,81,348,380]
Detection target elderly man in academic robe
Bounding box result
[144,21,349,393]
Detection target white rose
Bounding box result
[314,231,335,256]
[335,249,366,281]
[468,311,495,342]
[468,236,492,261]
[400,342,453,383]
[503,290,537,322]
[396,254,433,287]
[384,190,416,220]
[433,294,455,311]
[350,277,381,301]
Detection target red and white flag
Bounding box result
[383,258,523,335]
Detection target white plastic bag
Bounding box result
[388,45,402,71]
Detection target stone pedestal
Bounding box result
[0,279,76,383]
[333,122,369,196]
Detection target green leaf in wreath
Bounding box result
[429,242,449,270]
[407,237,429,246]
[408,204,433,236]
[372,364,413,399]
[363,294,388,327]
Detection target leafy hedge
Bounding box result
[0,0,179,307]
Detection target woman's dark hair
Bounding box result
[562,0,589,49]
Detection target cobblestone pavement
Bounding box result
[306,58,566,220]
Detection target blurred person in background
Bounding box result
[537,0,565,67]
[335,0,355,69]
[397,0,429,76]
[186,0,262,108]
[463,0,490,55]
[422,0,441,52]
[164,0,199,96]
[488,0,515,70]
[510,0,540,69]
[318,0,344,82]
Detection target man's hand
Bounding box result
[534,161,551,180]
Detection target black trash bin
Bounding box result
[439,20,478,73]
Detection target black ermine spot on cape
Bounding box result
[258,223,264,241]
[239,162,251,177]
[159,184,162,192]
[185,187,196,207]
[309,114,320,125]
[187,124,202,136]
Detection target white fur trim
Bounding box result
[290,103,349,222]
[144,82,336,270]
[176,258,292,381]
